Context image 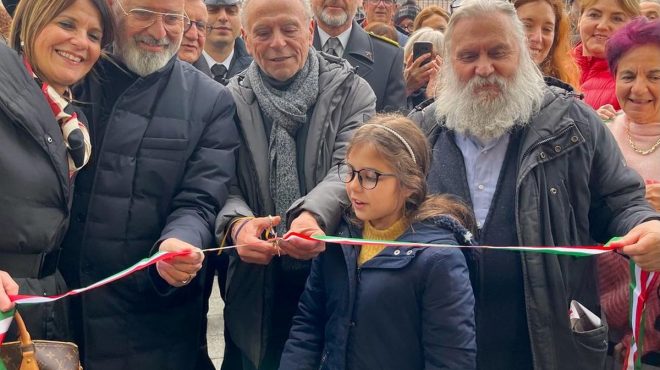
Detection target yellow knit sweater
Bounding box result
[358,218,408,266]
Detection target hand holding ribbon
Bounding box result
[279,211,326,260]
[155,238,205,287]
[610,220,660,272]
[0,271,18,312]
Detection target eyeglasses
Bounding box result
[184,19,209,34]
[449,0,463,15]
[400,23,414,33]
[337,162,396,190]
[117,0,189,35]
[366,0,397,5]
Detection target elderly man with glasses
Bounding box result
[59,0,240,369]
[178,0,212,75]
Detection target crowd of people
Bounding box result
[0,0,659,369]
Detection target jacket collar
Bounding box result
[313,20,375,64]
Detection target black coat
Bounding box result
[0,43,73,340]
[313,21,406,113]
[60,56,239,370]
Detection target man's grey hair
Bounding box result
[241,0,312,28]
[642,0,660,5]
[443,0,527,60]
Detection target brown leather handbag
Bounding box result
[0,311,82,370]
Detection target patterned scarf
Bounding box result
[24,59,91,179]
[246,48,320,233]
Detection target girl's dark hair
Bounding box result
[346,114,476,232]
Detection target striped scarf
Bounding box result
[23,59,91,179]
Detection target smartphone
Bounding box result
[412,41,434,66]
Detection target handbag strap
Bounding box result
[14,312,39,370]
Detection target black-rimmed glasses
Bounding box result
[117,0,189,35]
[337,162,396,190]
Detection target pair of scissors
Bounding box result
[266,215,281,257]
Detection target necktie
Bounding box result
[212,64,228,85]
[323,37,341,57]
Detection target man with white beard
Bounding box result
[410,0,660,369]
[59,0,240,369]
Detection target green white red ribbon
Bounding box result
[624,260,659,370]
[7,250,188,305]
[287,232,614,256]
[0,233,654,370]
[0,308,14,370]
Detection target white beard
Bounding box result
[434,59,546,141]
[115,34,181,77]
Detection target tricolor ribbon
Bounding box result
[0,233,654,370]
[0,308,14,370]
[287,232,614,256]
[623,260,659,370]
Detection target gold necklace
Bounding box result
[626,123,660,155]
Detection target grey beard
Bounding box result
[318,9,349,27]
[434,59,545,141]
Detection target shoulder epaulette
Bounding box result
[368,32,400,47]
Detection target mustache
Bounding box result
[468,75,507,91]
[134,35,170,47]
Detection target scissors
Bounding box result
[265,215,282,257]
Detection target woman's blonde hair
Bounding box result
[346,114,476,231]
[579,0,640,17]
[9,0,113,79]
[413,5,450,32]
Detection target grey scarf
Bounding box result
[246,48,320,235]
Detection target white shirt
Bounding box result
[317,25,352,57]
[203,49,234,71]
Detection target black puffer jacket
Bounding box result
[60,55,239,370]
[0,43,74,340]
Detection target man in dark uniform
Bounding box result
[203,0,252,85]
[312,0,406,112]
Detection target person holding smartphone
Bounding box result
[403,27,444,109]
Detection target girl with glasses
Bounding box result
[279,114,477,370]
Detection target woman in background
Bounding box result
[413,5,450,32]
[573,0,638,111]
[514,0,581,90]
[598,17,660,368]
[403,27,444,109]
